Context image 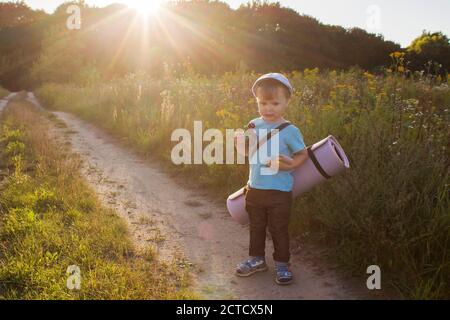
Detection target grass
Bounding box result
[35,68,449,299]
[0,87,9,99]
[0,99,197,299]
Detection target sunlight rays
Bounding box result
[128,0,164,16]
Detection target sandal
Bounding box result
[235,257,268,277]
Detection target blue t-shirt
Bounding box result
[247,117,306,192]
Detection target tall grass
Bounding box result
[0,86,9,99]
[0,100,195,299]
[36,68,450,299]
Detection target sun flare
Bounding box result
[129,0,163,15]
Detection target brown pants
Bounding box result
[245,186,293,263]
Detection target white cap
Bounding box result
[251,73,294,97]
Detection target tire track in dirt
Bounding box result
[26,93,364,300]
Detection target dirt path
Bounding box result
[22,92,363,299]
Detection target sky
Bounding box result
[12,0,450,47]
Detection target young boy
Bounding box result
[234,73,309,285]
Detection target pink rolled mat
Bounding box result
[227,135,350,225]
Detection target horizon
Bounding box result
[14,0,450,48]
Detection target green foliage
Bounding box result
[406,31,450,74]
[408,31,450,55]
[0,1,47,29]
[2,207,39,237]
[0,2,48,90]
[5,140,25,156]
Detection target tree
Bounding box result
[0,1,47,29]
[406,31,450,73]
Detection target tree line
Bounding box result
[0,0,448,90]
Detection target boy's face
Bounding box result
[255,86,290,123]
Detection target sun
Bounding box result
[129,0,163,15]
